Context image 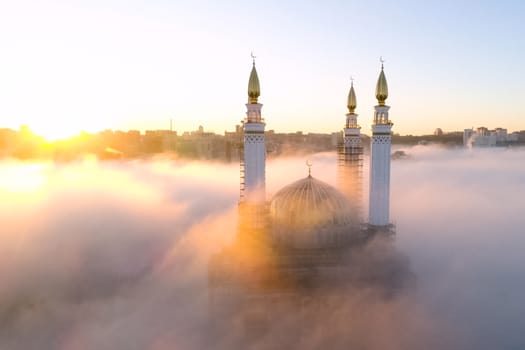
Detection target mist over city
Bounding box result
[1,1,524,349]
[0,146,523,349]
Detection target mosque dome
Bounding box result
[269,175,355,248]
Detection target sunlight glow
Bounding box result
[33,126,85,142]
[0,163,48,194]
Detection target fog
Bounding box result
[0,146,524,349]
[391,146,525,349]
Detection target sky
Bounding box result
[1,146,524,348]
[0,0,524,140]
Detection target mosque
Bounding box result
[208,58,413,345]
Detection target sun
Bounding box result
[31,125,84,142]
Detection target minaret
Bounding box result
[239,55,267,233]
[338,79,363,226]
[368,60,393,228]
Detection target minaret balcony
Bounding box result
[371,123,393,135]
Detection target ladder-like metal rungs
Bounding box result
[239,139,245,198]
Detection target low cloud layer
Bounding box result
[0,147,524,349]
[0,158,238,349]
[392,146,525,349]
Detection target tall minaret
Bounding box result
[369,60,393,228]
[239,55,267,233]
[338,79,363,226]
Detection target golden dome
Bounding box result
[270,176,355,248]
[248,63,260,104]
[375,64,388,106]
[347,81,356,113]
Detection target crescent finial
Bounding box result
[306,160,313,177]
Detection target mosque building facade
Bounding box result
[208,59,411,344]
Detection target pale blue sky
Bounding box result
[0,0,523,139]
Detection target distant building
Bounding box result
[224,125,243,162]
[0,128,18,156]
[464,127,519,147]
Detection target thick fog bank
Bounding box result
[0,147,523,349]
[392,146,525,349]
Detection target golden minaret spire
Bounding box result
[248,52,260,104]
[375,57,388,106]
[347,77,357,113]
